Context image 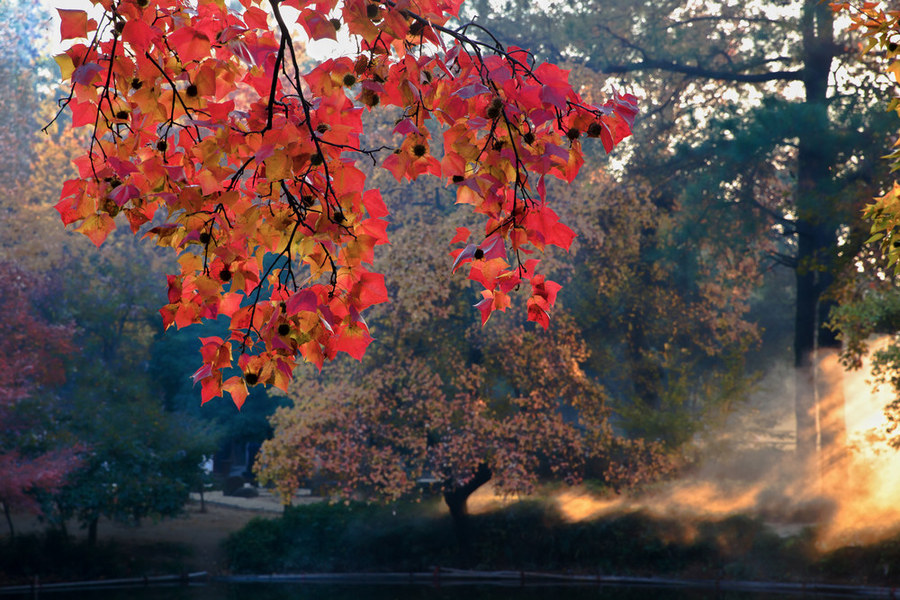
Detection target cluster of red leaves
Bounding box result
[53,0,636,407]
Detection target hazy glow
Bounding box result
[553,338,900,552]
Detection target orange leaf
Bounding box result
[223,376,249,409]
[76,213,116,247]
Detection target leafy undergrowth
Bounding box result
[223,498,900,586]
[0,529,192,586]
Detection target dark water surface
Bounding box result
[6,582,825,600]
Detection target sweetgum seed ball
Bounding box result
[220,268,232,282]
[366,3,379,19]
[452,175,464,183]
[278,323,291,336]
[186,84,198,97]
[566,127,580,140]
[131,78,142,90]
[330,18,341,30]
[343,74,357,87]
[486,99,503,120]
[310,153,324,166]
[891,42,899,52]
[409,20,425,36]
[116,110,128,119]
[587,122,603,137]
[199,232,211,244]
[103,199,120,217]
[301,195,315,206]
[361,89,380,107]
[137,0,149,6]
[244,372,259,385]
[156,140,167,152]
[316,123,329,134]
[412,144,426,157]
[523,132,535,145]
[474,248,484,260]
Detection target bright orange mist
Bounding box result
[555,337,900,551]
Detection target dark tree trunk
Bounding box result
[2,501,14,538]
[87,517,98,546]
[793,0,845,473]
[443,463,492,567]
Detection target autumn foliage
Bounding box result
[836,3,900,266]
[0,262,80,527]
[52,0,636,407]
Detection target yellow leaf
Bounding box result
[890,61,900,82]
[77,213,116,247]
[55,53,75,80]
[265,149,291,181]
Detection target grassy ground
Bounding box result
[0,499,280,585]
[6,493,900,588]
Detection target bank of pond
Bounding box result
[2,577,891,600]
[2,500,900,591]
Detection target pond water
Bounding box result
[5,582,821,600]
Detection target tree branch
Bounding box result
[602,59,803,83]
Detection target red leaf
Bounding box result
[243,6,270,29]
[122,20,157,49]
[167,27,211,63]
[109,184,140,207]
[287,289,318,314]
[362,189,389,218]
[58,9,88,41]
[351,272,389,310]
[449,227,470,245]
[474,294,493,326]
[199,374,223,404]
[298,9,338,41]
[331,326,373,360]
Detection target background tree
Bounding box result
[549,161,762,447]
[0,1,231,541]
[470,0,895,472]
[0,262,80,537]
[255,183,671,559]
